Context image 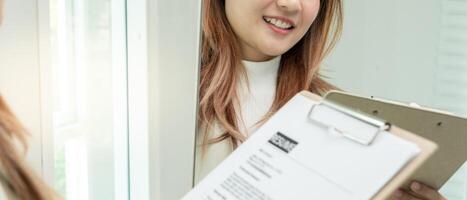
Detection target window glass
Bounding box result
[49,0,128,199]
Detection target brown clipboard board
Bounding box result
[324,90,467,192]
[301,91,438,200]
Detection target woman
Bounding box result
[0,1,59,199]
[196,0,446,199]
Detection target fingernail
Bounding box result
[411,182,421,191]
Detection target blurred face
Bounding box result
[225,0,320,61]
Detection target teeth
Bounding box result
[271,18,277,24]
[264,17,293,29]
[280,21,287,28]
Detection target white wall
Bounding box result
[145,0,202,199]
[324,0,467,199]
[0,0,44,175]
[324,0,440,106]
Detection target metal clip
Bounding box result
[307,101,390,146]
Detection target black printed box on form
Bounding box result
[268,132,298,153]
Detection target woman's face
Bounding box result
[225,0,320,61]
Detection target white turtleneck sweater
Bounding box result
[194,56,281,183]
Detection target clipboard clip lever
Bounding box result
[307,101,391,146]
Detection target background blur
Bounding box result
[0,0,466,199]
[325,1,467,199]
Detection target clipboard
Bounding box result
[301,91,438,199]
[185,91,437,200]
[323,90,467,190]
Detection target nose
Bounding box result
[276,0,301,12]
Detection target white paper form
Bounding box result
[184,94,421,200]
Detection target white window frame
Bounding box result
[38,0,55,185]
[38,0,130,198]
[111,0,130,199]
[38,0,202,199]
[127,0,202,199]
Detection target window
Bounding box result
[49,0,128,199]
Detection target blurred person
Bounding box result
[0,1,59,199]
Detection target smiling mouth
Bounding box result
[263,16,295,30]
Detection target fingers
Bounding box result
[391,181,447,200]
[391,189,422,200]
[409,182,446,200]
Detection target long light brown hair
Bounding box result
[0,95,58,200]
[199,0,343,148]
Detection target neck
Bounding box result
[240,42,275,62]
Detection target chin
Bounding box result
[260,42,294,57]
[261,47,289,57]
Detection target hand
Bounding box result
[391,181,447,200]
